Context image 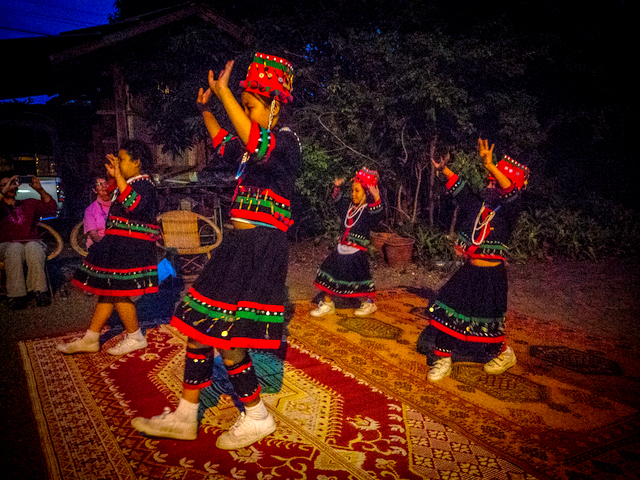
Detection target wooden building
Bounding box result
[1,2,249,178]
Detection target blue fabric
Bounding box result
[157,258,176,283]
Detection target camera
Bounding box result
[18,175,32,184]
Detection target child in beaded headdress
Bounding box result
[417,138,529,382]
[311,168,383,318]
[57,140,160,356]
[131,53,301,450]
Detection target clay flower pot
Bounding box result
[384,236,415,268]
[370,232,394,254]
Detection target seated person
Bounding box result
[0,174,58,309]
[84,176,112,249]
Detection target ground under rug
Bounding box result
[21,321,538,480]
[288,288,640,480]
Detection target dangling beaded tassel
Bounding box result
[235,151,250,179]
[267,98,277,131]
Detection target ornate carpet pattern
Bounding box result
[21,322,538,480]
[289,289,640,480]
[19,288,640,479]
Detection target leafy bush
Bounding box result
[398,222,456,265]
[509,205,639,262]
[294,142,351,240]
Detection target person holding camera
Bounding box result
[0,174,57,309]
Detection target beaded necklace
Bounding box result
[471,202,499,246]
[344,202,367,229]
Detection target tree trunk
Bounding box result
[449,204,459,236]
[428,136,438,227]
[411,164,423,223]
[396,184,403,224]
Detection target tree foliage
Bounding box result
[108,0,634,247]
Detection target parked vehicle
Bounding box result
[1,107,65,218]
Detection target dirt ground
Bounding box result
[289,240,640,343]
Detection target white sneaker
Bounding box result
[484,346,517,374]
[310,300,335,317]
[56,336,100,354]
[106,334,147,355]
[131,407,198,440]
[354,302,377,316]
[427,357,452,382]
[216,412,276,450]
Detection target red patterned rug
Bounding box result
[19,289,640,479]
[21,323,536,479]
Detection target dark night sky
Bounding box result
[0,0,116,39]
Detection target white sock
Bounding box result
[245,400,268,420]
[84,330,100,342]
[175,398,199,422]
[128,328,144,341]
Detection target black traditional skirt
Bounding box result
[417,262,507,364]
[72,234,159,297]
[314,248,375,298]
[171,227,288,350]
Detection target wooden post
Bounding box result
[113,63,129,145]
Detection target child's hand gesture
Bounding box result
[197,87,213,112]
[478,138,494,166]
[208,60,234,99]
[334,177,346,187]
[432,153,450,172]
[367,184,380,201]
[105,153,121,180]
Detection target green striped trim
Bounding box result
[108,219,160,234]
[122,191,139,209]
[457,234,507,251]
[447,178,465,198]
[431,300,505,324]
[257,127,270,158]
[345,233,369,247]
[78,266,157,280]
[236,308,283,324]
[183,295,234,322]
[234,195,291,218]
[253,55,289,71]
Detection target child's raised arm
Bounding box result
[208,61,253,145]
[433,153,455,180]
[197,87,222,140]
[478,138,511,189]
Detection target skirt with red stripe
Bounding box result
[171,227,288,350]
[72,233,159,296]
[314,249,375,298]
[417,262,507,364]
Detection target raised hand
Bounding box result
[1,175,18,195]
[197,87,213,110]
[105,153,121,179]
[334,177,346,187]
[208,60,235,99]
[367,183,380,201]
[30,175,44,192]
[432,152,450,172]
[478,138,494,165]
